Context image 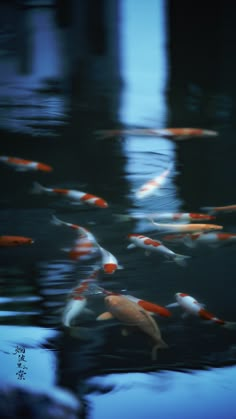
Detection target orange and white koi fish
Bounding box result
[32,182,108,208]
[98,246,122,274]
[167,292,236,329]
[201,204,236,215]
[124,295,171,317]
[114,212,215,223]
[62,274,99,327]
[150,219,223,234]
[95,128,218,140]
[51,215,100,261]
[162,232,236,248]
[127,233,190,266]
[0,236,34,246]
[0,156,53,172]
[97,294,168,360]
[135,166,172,199]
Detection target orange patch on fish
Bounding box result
[138,300,171,317]
[143,238,161,247]
[53,188,69,195]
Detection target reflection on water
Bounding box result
[1,1,236,416]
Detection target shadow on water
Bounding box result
[1,1,236,414]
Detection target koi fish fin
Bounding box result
[31,182,44,194]
[69,201,82,206]
[223,322,236,330]
[51,214,64,226]
[96,312,114,321]
[127,244,136,250]
[118,264,124,270]
[145,250,151,256]
[165,302,179,308]
[173,253,191,267]
[200,206,216,215]
[183,236,196,248]
[151,340,168,360]
[60,247,71,252]
[113,214,132,222]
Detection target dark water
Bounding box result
[1,1,236,417]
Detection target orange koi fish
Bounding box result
[135,165,172,199]
[51,215,100,261]
[150,219,223,234]
[32,182,108,208]
[0,156,52,172]
[201,204,236,214]
[162,232,236,248]
[0,236,34,246]
[114,212,215,223]
[167,293,236,329]
[97,294,168,360]
[127,233,190,266]
[95,128,218,140]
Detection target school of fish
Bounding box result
[2,126,236,362]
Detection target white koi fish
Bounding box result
[98,246,122,274]
[201,204,236,214]
[62,296,88,327]
[114,212,215,223]
[150,219,223,234]
[0,156,53,172]
[127,233,190,266]
[162,232,236,248]
[31,182,108,208]
[167,292,236,329]
[95,128,218,140]
[51,215,100,261]
[135,166,172,200]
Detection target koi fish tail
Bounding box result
[31,182,44,194]
[51,215,64,226]
[222,321,236,330]
[151,340,168,360]
[173,253,191,267]
[113,214,131,222]
[200,206,216,215]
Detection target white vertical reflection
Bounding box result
[119,0,180,218]
[119,0,168,126]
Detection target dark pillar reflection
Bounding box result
[167,0,236,210]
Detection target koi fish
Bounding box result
[167,292,236,329]
[51,215,100,261]
[114,212,215,223]
[0,156,53,172]
[98,246,122,274]
[95,128,218,140]
[124,294,171,317]
[0,236,34,247]
[135,166,172,199]
[97,294,168,360]
[127,233,191,266]
[150,219,223,234]
[62,271,100,327]
[162,232,236,248]
[62,295,88,327]
[201,204,236,214]
[31,182,108,208]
